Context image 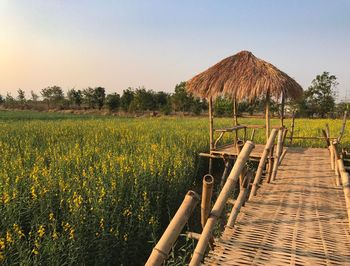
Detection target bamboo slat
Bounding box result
[203,148,350,265]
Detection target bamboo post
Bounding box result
[250,128,256,141]
[337,159,350,228]
[280,92,285,127]
[322,129,330,147]
[278,148,288,166]
[146,191,200,266]
[249,129,278,200]
[331,142,341,186]
[338,111,347,142]
[271,129,284,182]
[233,97,238,126]
[227,171,253,227]
[265,92,271,142]
[201,174,214,228]
[189,141,255,266]
[289,112,295,145]
[330,142,335,170]
[266,145,275,183]
[208,97,214,174]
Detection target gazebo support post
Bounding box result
[209,97,214,174]
[265,92,271,142]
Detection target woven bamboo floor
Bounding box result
[203,147,350,265]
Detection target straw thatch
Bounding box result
[186,51,303,101]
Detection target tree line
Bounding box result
[0,72,348,117]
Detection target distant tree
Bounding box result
[82,87,96,108]
[5,93,15,108]
[304,72,337,117]
[67,89,83,107]
[17,89,26,103]
[0,94,4,104]
[30,90,39,102]
[129,88,156,112]
[120,88,135,112]
[214,97,233,116]
[94,87,106,110]
[41,86,64,108]
[171,82,193,112]
[105,93,120,111]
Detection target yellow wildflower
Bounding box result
[6,232,14,245]
[37,225,45,238]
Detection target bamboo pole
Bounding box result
[337,159,350,228]
[266,145,275,183]
[146,191,200,266]
[271,129,284,182]
[189,141,255,266]
[330,142,335,170]
[331,142,341,186]
[186,231,201,241]
[278,148,288,166]
[280,92,285,127]
[227,171,253,227]
[265,92,270,142]
[250,129,256,141]
[338,111,347,142]
[208,97,214,174]
[201,174,214,228]
[249,129,278,200]
[289,112,295,145]
[233,97,238,126]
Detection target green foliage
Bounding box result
[17,89,26,103]
[94,87,106,110]
[120,88,134,112]
[105,93,120,111]
[302,72,337,117]
[41,86,65,108]
[67,89,83,107]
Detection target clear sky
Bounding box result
[1,0,349,100]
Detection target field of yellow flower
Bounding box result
[0,111,347,265]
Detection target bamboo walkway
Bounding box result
[203,147,350,265]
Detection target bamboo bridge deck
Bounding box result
[203,147,350,265]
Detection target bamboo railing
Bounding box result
[336,158,350,227]
[189,141,255,266]
[249,129,278,199]
[145,191,200,266]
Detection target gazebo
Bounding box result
[186,51,303,173]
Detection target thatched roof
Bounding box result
[186,51,303,101]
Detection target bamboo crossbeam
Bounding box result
[186,231,201,241]
[215,125,247,132]
[145,191,200,266]
[249,129,278,200]
[271,129,284,182]
[201,175,214,228]
[227,171,253,227]
[292,136,337,140]
[337,159,350,228]
[189,141,255,266]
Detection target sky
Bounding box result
[1,0,350,100]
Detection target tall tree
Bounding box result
[105,93,120,111]
[67,89,83,107]
[120,88,135,112]
[304,72,337,117]
[41,86,64,108]
[17,89,26,103]
[30,90,39,102]
[94,87,106,110]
